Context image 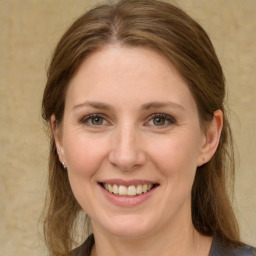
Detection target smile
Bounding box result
[102,183,154,196]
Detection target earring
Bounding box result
[62,162,67,169]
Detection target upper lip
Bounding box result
[99,179,159,187]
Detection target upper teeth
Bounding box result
[103,184,153,196]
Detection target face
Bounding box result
[54,45,211,239]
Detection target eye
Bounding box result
[81,114,108,126]
[152,116,166,126]
[90,116,104,125]
[146,113,176,127]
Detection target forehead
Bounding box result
[65,45,197,113]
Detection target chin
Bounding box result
[108,226,152,239]
[95,214,155,239]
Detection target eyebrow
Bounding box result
[72,101,185,111]
[141,101,185,111]
[73,101,112,111]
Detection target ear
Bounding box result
[51,115,66,165]
[197,110,223,166]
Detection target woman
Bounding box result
[42,0,255,255]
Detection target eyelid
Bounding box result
[145,113,176,127]
[80,113,110,126]
[79,112,176,127]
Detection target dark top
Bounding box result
[210,236,256,256]
[71,234,256,256]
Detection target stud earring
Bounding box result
[62,162,67,169]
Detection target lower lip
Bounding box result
[99,185,158,207]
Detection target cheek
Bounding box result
[63,132,109,177]
[63,133,109,213]
[147,131,202,204]
[148,132,201,174]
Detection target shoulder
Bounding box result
[70,234,94,256]
[210,236,256,256]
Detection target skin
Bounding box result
[52,45,223,256]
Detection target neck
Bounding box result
[90,219,212,256]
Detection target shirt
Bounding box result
[71,234,256,256]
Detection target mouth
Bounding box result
[99,182,159,197]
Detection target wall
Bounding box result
[0,0,255,255]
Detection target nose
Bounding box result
[108,124,146,171]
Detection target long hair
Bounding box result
[42,0,240,255]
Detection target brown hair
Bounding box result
[42,0,240,255]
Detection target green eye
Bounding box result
[81,114,109,127]
[91,117,104,125]
[146,113,176,127]
[153,117,166,126]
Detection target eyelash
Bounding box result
[80,113,176,128]
[80,113,108,126]
[145,113,176,127]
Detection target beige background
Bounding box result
[0,0,255,255]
